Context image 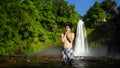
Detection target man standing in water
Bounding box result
[61,24,75,66]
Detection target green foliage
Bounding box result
[84,1,106,28]
[101,0,117,18]
[0,0,80,56]
[83,0,119,47]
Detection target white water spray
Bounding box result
[73,20,88,56]
[73,20,108,57]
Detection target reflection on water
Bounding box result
[73,59,120,68]
[1,46,119,68]
[0,58,120,68]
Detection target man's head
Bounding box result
[65,23,72,32]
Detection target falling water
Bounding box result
[73,20,108,57]
[73,20,88,56]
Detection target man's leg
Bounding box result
[62,50,67,65]
[67,49,74,65]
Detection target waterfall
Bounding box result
[73,20,108,57]
[73,20,88,56]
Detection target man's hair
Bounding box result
[65,23,72,29]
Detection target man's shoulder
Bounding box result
[61,33,64,35]
[70,32,74,36]
[61,33,64,36]
[71,32,74,35]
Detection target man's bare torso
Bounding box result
[61,32,74,49]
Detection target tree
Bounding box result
[101,0,117,20]
[83,1,106,28]
[83,0,120,47]
[0,0,80,56]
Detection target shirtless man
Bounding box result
[61,24,75,65]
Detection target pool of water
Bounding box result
[0,57,120,68]
[0,46,120,68]
[73,59,120,68]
